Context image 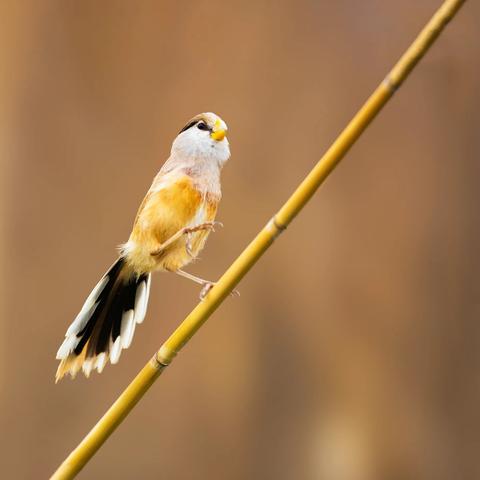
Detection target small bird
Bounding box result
[56,112,230,381]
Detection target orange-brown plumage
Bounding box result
[56,112,229,381]
[125,174,219,273]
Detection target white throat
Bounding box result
[171,127,230,168]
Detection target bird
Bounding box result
[55,112,230,382]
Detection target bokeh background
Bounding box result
[1,1,479,479]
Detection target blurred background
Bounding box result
[1,1,479,479]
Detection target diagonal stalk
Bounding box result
[51,1,467,478]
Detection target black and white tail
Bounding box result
[55,258,151,382]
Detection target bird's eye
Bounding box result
[197,122,209,131]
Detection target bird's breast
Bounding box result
[125,175,219,273]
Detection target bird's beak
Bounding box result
[211,129,227,141]
[210,119,227,141]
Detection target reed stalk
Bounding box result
[51,1,466,478]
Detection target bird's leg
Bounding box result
[175,269,240,300]
[185,222,223,257]
[150,221,222,257]
[176,269,213,286]
[150,229,185,257]
[175,269,215,299]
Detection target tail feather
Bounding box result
[56,258,151,382]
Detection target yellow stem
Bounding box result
[50,1,466,478]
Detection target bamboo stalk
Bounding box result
[51,1,466,478]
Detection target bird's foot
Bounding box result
[151,222,223,257]
[185,221,223,235]
[199,282,240,301]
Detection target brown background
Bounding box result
[1,1,479,479]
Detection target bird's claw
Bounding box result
[186,221,223,235]
[199,282,240,301]
[199,282,215,300]
[212,221,224,231]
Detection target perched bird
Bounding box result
[56,112,230,381]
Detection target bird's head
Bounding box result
[172,112,230,166]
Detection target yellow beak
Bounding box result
[211,129,227,141]
[210,118,227,141]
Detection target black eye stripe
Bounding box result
[178,120,199,134]
[178,119,214,134]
